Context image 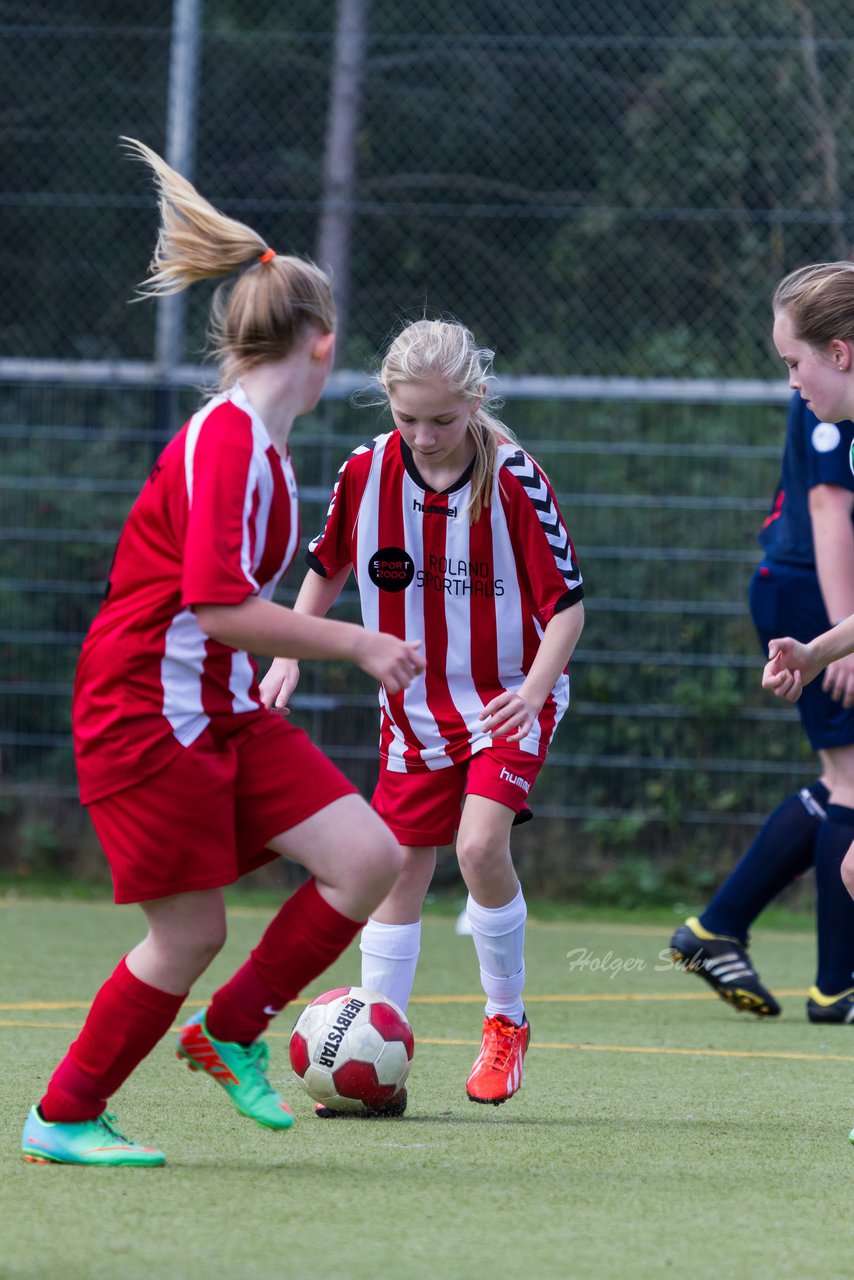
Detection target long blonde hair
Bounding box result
[772,261,854,347]
[122,137,336,388]
[380,319,517,522]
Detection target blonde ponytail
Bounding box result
[123,137,335,386]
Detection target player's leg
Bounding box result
[356,763,463,1015]
[24,744,238,1166]
[457,796,530,1105]
[310,766,461,1119]
[668,782,824,1018]
[309,841,435,1121]
[359,844,438,1013]
[457,748,538,1105]
[26,887,225,1166]
[179,715,404,1122]
[670,562,849,1019]
[178,791,403,1127]
[807,743,854,1021]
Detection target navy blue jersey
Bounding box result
[758,393,854,567]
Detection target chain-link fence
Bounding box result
[1,1,842,900]
[3,1,853,375]
[1,379,809,901]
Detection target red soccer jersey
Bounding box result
[73,385,300,803]
[307,431,583,772]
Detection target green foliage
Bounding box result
[17,820,61,877]
[5,4,854,373]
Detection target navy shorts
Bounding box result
[749,561,854,750]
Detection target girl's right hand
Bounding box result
[356,632,424,693]
[762,637,817,703]
[259,656,300,713]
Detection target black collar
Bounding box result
[398,437,476,495]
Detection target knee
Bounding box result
[841,848,854,899]
[456,829,497,883]
[336,818,404,901]
[192,923,228,970]
[362,826,405,897]
[153,918,227,977]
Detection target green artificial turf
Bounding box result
[2,898,853,1280]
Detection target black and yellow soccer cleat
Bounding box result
[669,917,781,1017]
[806,986,854,1024]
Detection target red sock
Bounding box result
[205,879,363,1043]
[40,957,187,1123]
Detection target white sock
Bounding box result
[359,919,422,1014]
[466,887,527,1024]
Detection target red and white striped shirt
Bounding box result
[73,385,299,802]
[308,431,583,772]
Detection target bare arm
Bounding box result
[480,599,585,743]
[763,616,854,703]
[809,483,854,706]
[257,565,352,710]
[195,586,422,695]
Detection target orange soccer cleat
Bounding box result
[466,1013,530,1105]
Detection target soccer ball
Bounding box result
[288,986,414,1113]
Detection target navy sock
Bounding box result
[700,781,828,944]
[814,804,854,995]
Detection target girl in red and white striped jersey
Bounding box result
[21,140,424,1168]
[261,319,585,1110]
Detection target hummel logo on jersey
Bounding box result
[413,497,457,517]
[499,766,531,794]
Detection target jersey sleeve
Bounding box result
[802,400,854,492]
[306,441,374,578]
[181,404,260,607]
[499,450,584,623]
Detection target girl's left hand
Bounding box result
[479,689,537,743]
[259,655,300,712]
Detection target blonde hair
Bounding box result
[380,319,517,521]
[773,261,854,348]
[122,137,335,388]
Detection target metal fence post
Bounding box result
[155,0,203,442]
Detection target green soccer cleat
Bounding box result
[22,1106,165,1167]
[176,1009,295,1130]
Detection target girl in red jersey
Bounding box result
[261,319,585,1111]
[21,140,424,1168]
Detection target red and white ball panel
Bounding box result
[288,986,414,1113]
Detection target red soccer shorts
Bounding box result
[86,712,357,903]
[371,743,544,847]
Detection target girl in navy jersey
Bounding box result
[261,318,585,1111]
[669,389,854,1023]
[21,140,424,1167]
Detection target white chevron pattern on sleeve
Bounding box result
[501,448,579,586]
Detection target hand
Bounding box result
[478,688,537,743]
[356,632,424,694]
[762,636,821,703]
[822,653,854,708]
[259,656,300,713]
